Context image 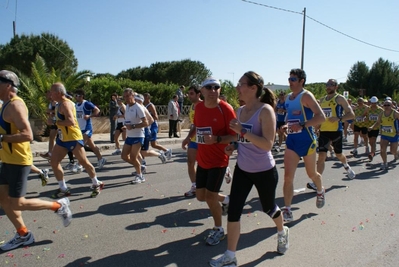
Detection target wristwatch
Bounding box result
[299,121,306,128]
[216,135,222,144]
[132,124,136,129]
[240,128,247,138]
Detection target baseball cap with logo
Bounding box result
[0,70,20,87]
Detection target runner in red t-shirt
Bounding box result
[187,77,236,246]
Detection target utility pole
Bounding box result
[301,7,306,70]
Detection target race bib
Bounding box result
[355,116,365,122]
[381,126,393,133]
[369,115,378,122]
[277,110,285,115]
[237,124,252,143]
[287,119,302,134]
[322,108,332,118]
[77,111,84,119]
[196,127,212,144]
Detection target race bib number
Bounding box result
[287,119,302,134]
[196,127,212,144]
[381,126,393,133]
[77,111,84,119]
[322,108,332,118]
[237,124,252,143]
[369,115,378,122]
[277,110,285,115]
[355,116,365,122]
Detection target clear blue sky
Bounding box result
[1,0,398,86]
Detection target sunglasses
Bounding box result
[204,85,220,90]
[326,83,337,87]
[383,104,391,107]
[288,77,298,82]
[236,82,248,87]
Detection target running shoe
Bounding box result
[72,163,83,174]
[368,153,374,162]
[90,181,104,198]
[63,162,75,171]
[112,149,121,155]
[142,159,147,166]
[306,182,317,191]
[224,167,232,184]
[131,174,145,184]
[158,152,166,164]
[98,158,107,169]
[39,169,49,186]
[206,228,225,246]
[350,149,358,156]
[316,188,325,209]
[184,185,196,197]
[209,252,237,267]
[277,226,290,254]
[342,137,348,143]
[380,162,388,170]
[281,207,293,222]
[330,151,336,159]
[56,197,72,227]
[0,232,35,251]
[345,166,356,179]
[51,187,71,199]
[165,149,173,160]
[222,202,229,216]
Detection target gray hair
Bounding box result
[51,82,67,95]
[123,88,134,95]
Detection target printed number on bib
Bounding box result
[196,127,212,144]
[381,126,393,133]
[77,111,84,119]
[356,116,365,122]
[322,108,332,118]
[287,119,302,134]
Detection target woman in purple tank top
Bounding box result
[209,71,289,267]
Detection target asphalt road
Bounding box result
[0,139,399,267]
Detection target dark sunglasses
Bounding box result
[383,104,391,107]
[204,85,220,90]
[0,76,13,85]
[326,83,337,87]
[288,77,298,82]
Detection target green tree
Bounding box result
[346,61,369,96]
[368,58,399,98]
[0,33,78,77]
[116,59,211,86]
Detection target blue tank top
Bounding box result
[284,90,316,139]
[236,105,275,173]
[276,100,286,122]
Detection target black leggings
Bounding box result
[228,164,279,222]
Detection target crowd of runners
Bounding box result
[0,69,398,267]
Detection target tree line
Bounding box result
[1,33,398,121]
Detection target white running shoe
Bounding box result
[72,163,83,174]
[112,149,121,155]
[345,166,356,179]
[209,251,237,267]
[165,149,173,160]
[56,197,72,227]
[277,226,290,254]
[224,167,232,184]
[98,158,107,169]
[158,152,166,164]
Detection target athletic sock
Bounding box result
[343,163,349,169]
[278,229,285,235]
[91,176,100,185]
[51,201,62,211]
[17,226,28,236]
[191,182,196,187]
[58,180,68,191]
[225,250,235,259]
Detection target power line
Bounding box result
[241,0,399,53]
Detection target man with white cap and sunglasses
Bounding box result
[183,77,236,246]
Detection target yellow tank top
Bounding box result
[354,105,368,127]
[189,104,196,142]
[55,99,83,141]
[320,94,342,131]
[367,107,383,129]
[381,111,397,137]
[0,96,33,165]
